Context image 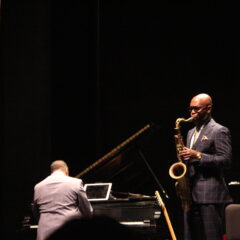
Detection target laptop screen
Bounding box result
[84,183,112,201]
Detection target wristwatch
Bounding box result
[196,152,202,160]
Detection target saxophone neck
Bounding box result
[175,117,193,130]
[174,117,193,154]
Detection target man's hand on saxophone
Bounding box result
[178,147,201,161]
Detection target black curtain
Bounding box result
[2,1,52,239]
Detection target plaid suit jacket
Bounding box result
[186,118,233,204]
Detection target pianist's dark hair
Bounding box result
[50,160,68,173]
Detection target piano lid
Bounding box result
[75,123,167,197]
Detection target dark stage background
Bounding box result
[1,1,240,240]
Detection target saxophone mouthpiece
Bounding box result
[188,117,194,122]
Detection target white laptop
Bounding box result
[84,183,112,201]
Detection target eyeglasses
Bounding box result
[188,105,209,112]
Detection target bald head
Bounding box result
[50,160,69,175]
[191,93,212,106]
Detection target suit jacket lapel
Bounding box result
[191,118,215,150]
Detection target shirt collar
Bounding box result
[51,170,66,176]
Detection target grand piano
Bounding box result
[72,123,172,239]
[21,124,174,240]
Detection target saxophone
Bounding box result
[169,117,193,211]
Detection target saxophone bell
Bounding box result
[169,162,187,180]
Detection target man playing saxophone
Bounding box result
[178,93,233,240]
